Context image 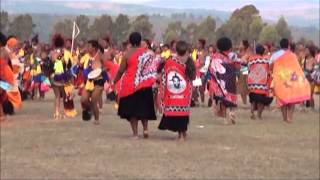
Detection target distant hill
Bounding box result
[291,26,320,45]
[1,0,230,20]
[2,0,319,45]
[2,0,319,28]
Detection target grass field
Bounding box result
[1,92,319,179]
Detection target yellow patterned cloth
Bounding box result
[80,53,90,69]
[54,60,64,74]
[64,84,77,118]
[192,49,197,61]
[161,50,171,60]
[18,49,24,57]
[85,80,94,91]
[64,50,73,64]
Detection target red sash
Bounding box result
[119,48,157,98]
[247,55,271,95]
[160,57,192,116]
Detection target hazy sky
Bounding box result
[10,0,319,10]
[3,0,319,20]
[71,0,319,20]
[110,0,318,10]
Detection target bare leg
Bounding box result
[98,95,103,110]
[212,98,219,116]
[90,87,103,124]
[208,96,213,107]
[215,101,227,118]
[287,104,295,123]
[250,102,256,120]
[81,90,91,110]
[130,118,139,138]
[39,83,45,100]
[193,87,200,106]
[281,106,288,122]
[224,106,235,125]
[53,87,61,119]
[229,108,236,125]
[33,83,39,100]
[199,84,205,104]
[310,83,315,109]
[182,131,187,140]
[241,93,247,105]
[141,120,149,138]
[0,103,5,121]
[220,104,227,118]
[178,132,182,140]
[257,103,265,120]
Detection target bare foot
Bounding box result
[229,112,236,125]
[250,114,256,120]
[285,119,293,124]
[223,120,232,126]
[131,135,139,140]
[177,136,187,142]
[0,116,6,122]
[177,137,184,142]
[143,131,149,139]
[53,113,61,120]
[93,120,100,125]
[182,132,187,139]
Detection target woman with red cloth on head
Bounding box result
[3,36,22,114]
[0,32,15,121]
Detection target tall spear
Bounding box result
[71,21,80,55]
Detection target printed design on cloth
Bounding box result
[248,65,267,85]
[167,71,187,94]
[164,106,189,112]
[134,51,157,87]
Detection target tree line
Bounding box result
[0,5,312,47]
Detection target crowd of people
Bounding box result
[0,30,319,140]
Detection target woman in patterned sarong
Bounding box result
[209,37,240,125]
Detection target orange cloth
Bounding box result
[273,51,311,106]
[6,38,18,49]
[6,91,22,109]
[0,59,21,109]
[0,59,14,85]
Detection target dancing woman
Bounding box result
[81,40,108,124]
[209,37,240,125]
[247,44,273,120]
[50,34,76,119]
[113,32,157,139]
[270,39,311,123]
[158,40,196,140]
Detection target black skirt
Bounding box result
[118,87,156,121]
[213,96,237,108]
[249,93,273,106]
[158,115,189,132]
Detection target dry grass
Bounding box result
[1,92,319,180]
